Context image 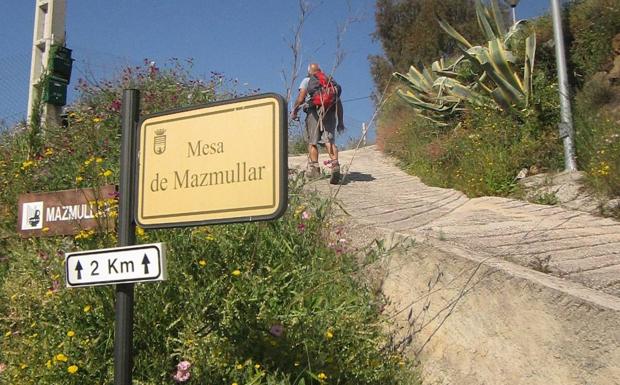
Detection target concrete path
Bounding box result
[291,145,620,385]
[289,145,620,298]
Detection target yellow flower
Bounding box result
[67,365,78,374]
[46,360,52,369]
[67,330,76,337]
[102,169,113,177]
[325,329,334,340]
[318,372,328,381]
[236,364,243,370]
[254,364,260,369]
[206,234,215,241]
[4,331,11,337]
[231,270,241,277]
[93,117,102,123]
[76,176,83,183]
[83,305,92,313]
[45,148,54,156]
[20,363,28,370]
[95,157,103,163]
[232,383,239,385]
[55,353,68,362]
[198,259,207,267]
[21,160,34,170]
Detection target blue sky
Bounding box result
[1,0,551,141]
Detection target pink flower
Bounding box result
[177,361,191,372]
[173,371,190,383]
[297,223,305,232]
[172,361,191,383]
[269,324,284,337]
[301,211,310,220]
[0,363,6,373]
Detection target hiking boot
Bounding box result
[306,162,321,180]
[329,161,341,185]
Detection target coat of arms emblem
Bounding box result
[153,128,166,155]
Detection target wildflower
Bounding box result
[93,117,102,123]
[254,364,260,369]
[236,364,243,370]
[44,148,54,156]
[231,269,241,277]
[67,330,76,337]
[55,353,68,362]
[102,169,113,177]
[198,259,207,267]
[318,372,328,381]
[172,360,191,383]
[136,227,145,237]
[21,160,34,170]
[20,363,27,370]
[294,205,306,216]
[269,324,284,337]
[325,329,334,339]
[95,157,103,163]
[83,305,92,313]
[0,363,6,373]
[67,365,78,374]
[4,331,11,337]
[206,234,215,241]
[297,223,305,232]
[301,211,311,220]
[45,360,52,369]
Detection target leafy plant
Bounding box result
[394,0,537,122]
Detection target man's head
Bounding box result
[307,63,320,75]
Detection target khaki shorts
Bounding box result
[305,107,336,145]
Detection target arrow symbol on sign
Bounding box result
[142,254,150,274]
[75,261,83,280]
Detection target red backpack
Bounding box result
[307,71,340,110]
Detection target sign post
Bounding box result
[136,93,287,228]
[65,243,166,287]
[63,91,286,385]
[115,89,140,385]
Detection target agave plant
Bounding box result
[394,58,489,125]
[394,0,536,120]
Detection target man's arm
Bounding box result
[291,88,307,120]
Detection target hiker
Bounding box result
[291,63,345,184]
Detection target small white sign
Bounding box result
[21,201,43,230]
[65,243,166,288]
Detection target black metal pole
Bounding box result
[115,89,140,385]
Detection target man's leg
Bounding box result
[326,142,338,162]
[305,111,321,179]
[308,143,319,162]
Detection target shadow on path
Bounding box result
[342,172,376,185]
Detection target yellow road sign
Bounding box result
[136,94,287,228]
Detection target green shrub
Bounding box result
[381,72,564,197]
[0,60,418,385]
[0,178,415,385]
[574,86,620,197]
